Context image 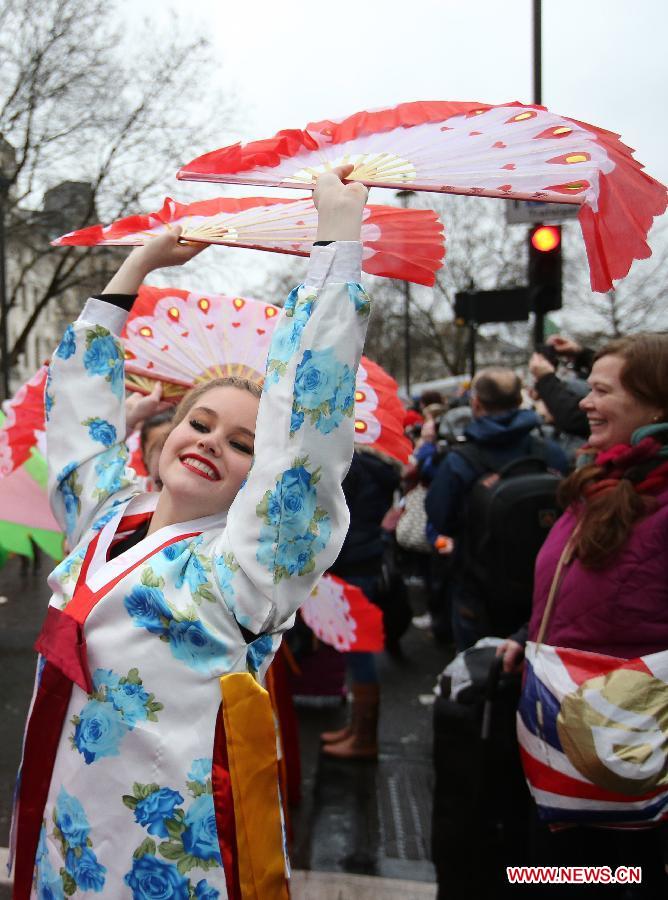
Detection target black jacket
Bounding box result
[329,450,399,576]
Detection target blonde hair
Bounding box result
[172,377,261,428]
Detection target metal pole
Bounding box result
[533,0,542,106]
[468,323,477,377]
[532,0,545,346]
[0,185,9,399]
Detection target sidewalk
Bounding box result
[289,616,451,887]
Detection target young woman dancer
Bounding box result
[11,167,369,899]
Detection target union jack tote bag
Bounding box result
[517,541,668,828]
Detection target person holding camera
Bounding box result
[529,335,594,440]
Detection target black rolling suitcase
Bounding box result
[431,645,530,898]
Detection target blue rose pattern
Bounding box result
[134,788,184,838]
[187,758,212,786]
[93,445,131,503]
[124,855,190,900]
[182,794,221,863]
[347,282,371,316]
[83,327,124,399]
[55,462,81,539]
[112,681,153,727]
[55,788,89,847]
[213,553,238,599]
[195,880,220,900]
[55,325,77,360]
[50,790,106,893]
[175,552,210,597]
[123,758,222,889]
[64,846,107,892]
[247,634,273,673]
[35,852,65,900]
[167,620,228,674]
[125,575,228,674]
[264,288,315,386]
[44,382,54,422]
[124,584,173,635]
[150,539,216,605]
[91,498,125,532]
[256,459,331,582]
[72,698,129,764]
[51,546,86,589]
[71,667,163,764]
[84,417,117,447]
[291,347,356,435]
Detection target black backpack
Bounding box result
[453,438,561,635]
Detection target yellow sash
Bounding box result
[220,672,290,899]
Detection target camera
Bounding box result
[536,343,559,368]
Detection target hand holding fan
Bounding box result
[123,286,412,464]
[52,195,445,287]
[177,99,667,292]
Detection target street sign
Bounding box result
[455,288,530,325]
[505,198,579,225]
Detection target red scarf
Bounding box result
[584,436,668,498]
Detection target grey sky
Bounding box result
[121,0,666,315]
[131,0,667,185]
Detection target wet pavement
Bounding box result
[0,553,452,896]
[289,623,451,885]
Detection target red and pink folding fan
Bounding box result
[177,100,667,293]
[123,286,413,464]
[51,195,445,287]
[301,574,384,653]
[0,365,48,477]
[1,285,412,475]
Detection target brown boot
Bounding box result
[321,683,379,760]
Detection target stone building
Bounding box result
[1,138,123,394]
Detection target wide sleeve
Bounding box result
[211,243,371,635]
[46,298,140,547]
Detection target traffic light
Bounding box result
[528,225,562,312]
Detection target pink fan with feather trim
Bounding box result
[301,574,384,653]
[177,100,667,293]
[51,195,445,287]
[123,286,412,464]
[0,365,48,477]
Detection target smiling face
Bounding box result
[157,385,259,521]
[580,354,663,452]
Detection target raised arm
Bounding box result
[211,166,371,634]
[47,233,205,546]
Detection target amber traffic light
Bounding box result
[528,224,562,312]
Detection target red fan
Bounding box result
[301,574,384,653]
[51,195,445,287]
[0,284,412,478]
[123,285,413,464]
[178,100,667,292]
[0,365,48,477]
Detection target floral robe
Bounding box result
[11,244,370,899]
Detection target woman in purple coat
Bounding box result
[501,333,668,897]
